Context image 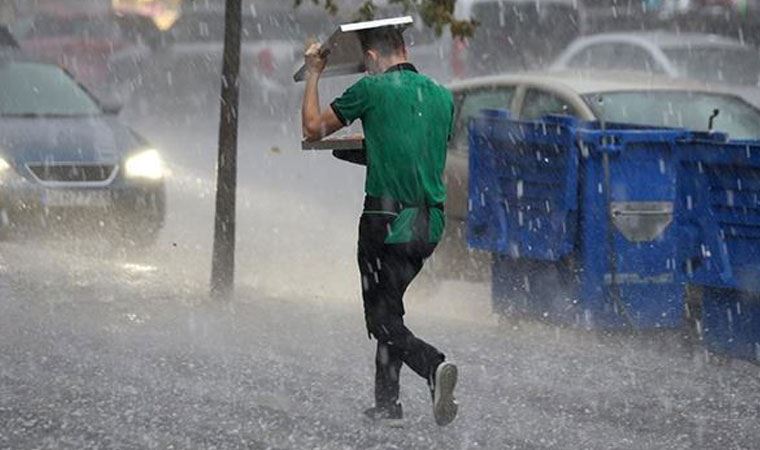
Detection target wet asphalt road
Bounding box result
[2,240,760,450]
[1,110,760,449]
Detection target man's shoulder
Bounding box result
[433,79,454,100]
[360,69,452,104]
[346,75,372,91]
[420,75,454,104]
[391,70,451,93]
[413,72,452,96]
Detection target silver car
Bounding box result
[551,32,760,104]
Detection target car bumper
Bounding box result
[0,177,165,232]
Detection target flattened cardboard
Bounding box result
[293,16,413,82]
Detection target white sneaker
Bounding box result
[432,362,459,426]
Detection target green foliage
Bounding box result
[354,1,378,21]
[294,0,477,38]
[293,0,339,15]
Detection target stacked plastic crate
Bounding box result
[677,137,760,362]
[468,110,760,362]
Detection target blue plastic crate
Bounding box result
[676,138,760,293]
[470,108,760,345]
[471,112,689,329]
[467,111,579,261]
[674,137,760,363]
[575,125,688,329]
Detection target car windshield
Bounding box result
[663,47,760,86]
[584,90,760,140]
[0,62,102,117]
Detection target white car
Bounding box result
[551,32,760,95]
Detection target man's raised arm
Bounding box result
[301,43,345,142]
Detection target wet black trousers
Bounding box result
[357,213,446,408]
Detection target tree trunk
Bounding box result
[210,0,242,300]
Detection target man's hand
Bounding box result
[304,42,328,76]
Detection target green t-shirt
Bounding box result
[331,64,454,244]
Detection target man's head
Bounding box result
[358,26,408,74]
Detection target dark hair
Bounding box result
[358,26,405,56]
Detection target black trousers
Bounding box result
[358,212,445,408]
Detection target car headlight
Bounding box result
[125,149,163,180]
[0,157,9,172]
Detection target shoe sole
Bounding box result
[361,415,405,428]
[433,362,459,426]
[385,418,405,428]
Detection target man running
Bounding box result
[301,25,458,426]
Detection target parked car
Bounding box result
[0,50,165,246]
[435,71,760,279]
[10,5,153,102]
[551,32,760,104]
[134,2,335,116]
[452,0,586,78]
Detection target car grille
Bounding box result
[27,164,116,183]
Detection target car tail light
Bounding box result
[257,48,275,77]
